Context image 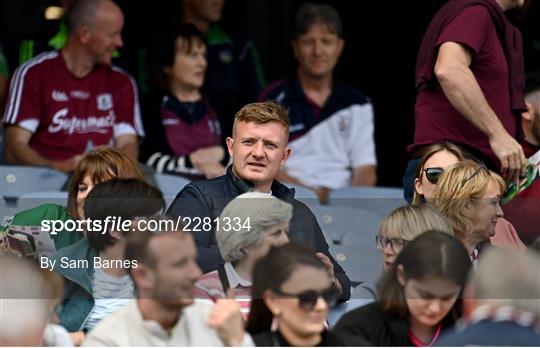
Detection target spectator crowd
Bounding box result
[0,0,539,347]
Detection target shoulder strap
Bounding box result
[217,264,230,293]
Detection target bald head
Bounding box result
[64,0,124,66]
[66,0,123,35]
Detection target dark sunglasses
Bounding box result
[423,167,444,184]
[272,286,339,311]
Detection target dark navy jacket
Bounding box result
[166,166,351,300]
[436,320,540,346]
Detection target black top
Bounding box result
[252,330,368,347]
[333,302,456,346]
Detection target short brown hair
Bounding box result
[67,147,145,218]
[293,3,343,39]
[233,101,289,139]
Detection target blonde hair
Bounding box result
[430,160,505,241]
[412,142,466,205]
[379,204,454,241]
[232,101,289,139]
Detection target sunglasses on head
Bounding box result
[272,286,339,311]
[423,167,444,185]
[460,164,490,188]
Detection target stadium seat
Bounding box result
[0,166,68,203]
[310,205,381,246]
[15,191,68,212]
[153,173,190,198]
[287,184,319,206]
[329,186,406,217]
[329,244,382,286]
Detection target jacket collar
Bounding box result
[224,165,295,202]
[53,238,96,293]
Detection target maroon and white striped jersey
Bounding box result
[3,51,144,161]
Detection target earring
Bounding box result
[271,311,280,332]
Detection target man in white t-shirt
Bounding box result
[83,223,250,347]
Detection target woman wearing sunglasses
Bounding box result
[334,231,471,346]
[246,242,365,346]
[412,142,466,205]
[412,143,525,251]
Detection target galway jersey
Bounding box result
[259,77,376,189]
[3,51,144,161]
[141,93,223,178]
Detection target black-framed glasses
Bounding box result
[375,235,410,253]
[272,286,339,311]
[460,164,490,188]
[423,167,444,185]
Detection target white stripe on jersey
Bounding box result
[4,51,59,124]
[18,119,39,133]
[111,66,145,137]
[113,122,137,137]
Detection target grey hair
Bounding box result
[217,192,293,262]
[469,248,540,317]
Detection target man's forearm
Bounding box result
[6,145,79,172]
[5,142,52,168]
[351,165,377,186]
[436,62,507,139]
[117,141,139,161]
[276,168,304,186]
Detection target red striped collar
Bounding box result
[408,323,442,346]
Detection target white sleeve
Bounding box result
[348,103,377,167]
